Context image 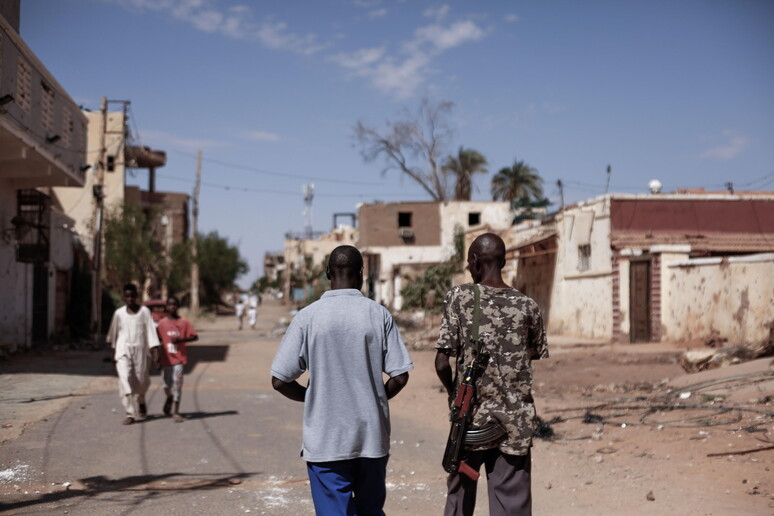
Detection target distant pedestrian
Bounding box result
[247,305,258,329]
[249,291,259,309]
[106,283,161,425]
[156,296,198,422]
[271,245,413,515]
[235,298,246,330]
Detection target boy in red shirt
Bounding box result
[156,296,198,422]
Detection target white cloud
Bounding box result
[368,8,388,19]
[412,20,485,52]
[423,5,450,21]
[113,0,486,99]
[700,132,749,159]
[242,130,281,142]
[370,54,430,99]
[256,20,327,55]
[505,13,520,23]
[110,0,327,55]
[332,17,486,98]
[330,47,386,69]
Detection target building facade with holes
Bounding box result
[506,192,774,344]
[0,4,88,351]
[358,200,513,310]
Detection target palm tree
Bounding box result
[443,147,488,201]
[491,159,544,202]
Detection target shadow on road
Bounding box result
[0,472,260,512]
[0,345,231,378]
[129,410,240,424]
[179,410,239,420]
[183,345,230,375]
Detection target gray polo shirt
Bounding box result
[271,289,413,462]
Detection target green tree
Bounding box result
[196,231,249,308]
[491,159,544,202]
[167,240,192,295]
[103,204,165,293]
[443,147,488,201]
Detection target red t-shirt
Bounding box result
[157,317,196,366]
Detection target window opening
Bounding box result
[578,244,591,272]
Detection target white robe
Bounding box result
[107,306,160,415]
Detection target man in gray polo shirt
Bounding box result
[271,245,413,515]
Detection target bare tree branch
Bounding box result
[354,97,454,201]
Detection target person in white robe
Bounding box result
[247,305,257,329]
[106,283,161,425]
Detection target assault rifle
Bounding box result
[441,339,490,481]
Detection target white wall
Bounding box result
[0,183,31,351]
[663,254,774,344]
[548,199,614,339]
[365,245,447,309]
[439,201,512,247]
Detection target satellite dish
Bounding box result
[648,179,662,194]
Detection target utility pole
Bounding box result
[190,150,201,316]
[604,165,612,194]
[556,179,564,210]
[91,96,108,341]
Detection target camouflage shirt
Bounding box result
[437,283,548,456]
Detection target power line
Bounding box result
[167,148,382,186]
[154,171,417,199]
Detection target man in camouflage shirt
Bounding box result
[436,233,548,516]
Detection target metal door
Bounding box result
[629,259,651,342]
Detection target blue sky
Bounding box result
[20,0,774,286]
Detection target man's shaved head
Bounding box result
[328,245,363,271]
[469,233,506,263]
[467,233,507,284]
[327,245,364,290]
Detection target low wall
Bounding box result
[663,253,774,344]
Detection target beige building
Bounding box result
[283,224,358,302]
[358,200,514,310]
[263,251,285,285]
[53,108,130,258]
[0,4,88,351]
[507,191,774,344]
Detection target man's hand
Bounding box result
[434,351,454,399]
[151,347,161,369]
[272,376,306,402]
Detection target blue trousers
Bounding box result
[306,456,389,516]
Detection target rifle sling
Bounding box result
[472,283,480,342]
[454,284,481,388]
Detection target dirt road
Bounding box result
[1,297,772,514]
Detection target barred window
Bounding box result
[578,244,591,272]
[41,82,55,134]
[16,59,32,112]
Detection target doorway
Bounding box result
[629,258,651,342]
